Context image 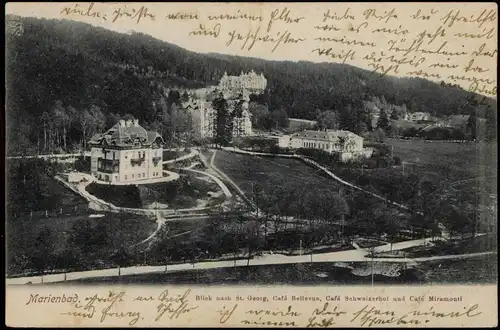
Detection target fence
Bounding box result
[55,174,219,217]
[391,137,476,143]
[9,204,90,220]
[221,147,416,214]
[6,152,91,160]
[423,139,476,143]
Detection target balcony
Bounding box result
[97,158,119,173]
[152,156,162,165]
[130,157,145,166]
[98,158,120,166]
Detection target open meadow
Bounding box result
[386,139,497,186]
[213,150,346,203]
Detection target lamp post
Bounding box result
[370,247,375,287]
[340,215,346,245]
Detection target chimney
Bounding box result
[133,119,139,127]
[119,119,125,127]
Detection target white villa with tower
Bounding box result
[88,119,164,183]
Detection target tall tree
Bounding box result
[231,95,245,137]
[390,109,399,120]
[270,108,289,129]
[40,111,51,152]
[338,105,358,132]
[212,93,231,147]
[79,109,94,150]
[466,111,477,140]
[316,110,338,130]
[51,100,66,151]
[29,226,56,274]
[377,109,390,131]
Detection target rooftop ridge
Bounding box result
[89,118,164,148]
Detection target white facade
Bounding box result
[89,119,164,184]
[278,130,372,162]
[185,99,253,140]
[408,112,430,122]
[219,70,267,93]
[67,172,86,183]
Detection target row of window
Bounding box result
[124,173,146,180]
[97,172,161,182]
[98,174,110,182]
[304,141,330,150]
[101,150,148,160]
[124,151,146,159]
[128,162,145,169]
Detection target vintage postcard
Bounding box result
[5,2,498,327]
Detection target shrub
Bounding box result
[74,156,91,172]
[85,183,142,208]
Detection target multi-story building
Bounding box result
[184,100,214,140]
[88,119,164,183]
[408,112,430,122]
[219,70,267,94]
[278,129,373,162]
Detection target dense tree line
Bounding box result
[6,159,82,216]
[6,15,496,154]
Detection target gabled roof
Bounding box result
[292,130,359,142]
[89,119,164,148]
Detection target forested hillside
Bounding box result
[5,15,496,155]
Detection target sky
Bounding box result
[6,2,498,96]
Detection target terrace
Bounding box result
[97,158,119,173]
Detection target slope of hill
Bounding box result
[5,15,497,155]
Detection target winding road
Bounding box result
[7,147,495,285]
[162,148,199,164]
[6,238,496,285]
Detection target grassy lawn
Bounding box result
[139,174,222,209]
[7,161,88,214]
[86,172,223,209]
[401,234,497,258]
[417,254,497,284]
[163,149,190,161]
[333,140,496,223]
[386,139,497,184]
[214,150,345,206]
